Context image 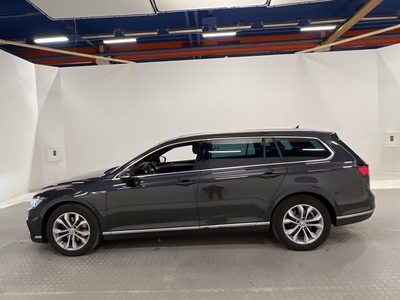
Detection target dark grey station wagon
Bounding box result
[27,129,375,256]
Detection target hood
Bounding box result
[43,168,111,189]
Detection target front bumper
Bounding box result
[26,208,44,243]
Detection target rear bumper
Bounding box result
[26,209,44,243]
[335,190,375,226]
[336,209,374,226]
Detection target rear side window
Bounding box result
[205,138,264,168]
[276,138,331,162]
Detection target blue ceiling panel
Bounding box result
[0,0,399,66]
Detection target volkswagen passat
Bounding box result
[27,129,375,256]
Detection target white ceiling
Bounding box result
[269,0,329,7]
[28,0,328,20]
[28,0,156,19]
[155,0,267,12]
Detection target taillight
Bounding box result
[358,165,369,176]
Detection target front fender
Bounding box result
[37,181,109,233]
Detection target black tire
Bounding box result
[272,195,331,251]
[46,204,101,256]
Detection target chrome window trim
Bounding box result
[336,209,375,220]
[103,222,270,236]
[274,136,335,162]
[113,135,334,180]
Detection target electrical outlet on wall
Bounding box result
[383,133,400,147]
[47,148,62,162]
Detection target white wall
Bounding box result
[60,50,380,177]
[34,64,67,186]
[0,51,38,200]
[378,45,400,172]
[1,44,400,200]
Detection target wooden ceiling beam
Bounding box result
[0,38,134,64]
[299,23,400,53]
[322,0,383,46]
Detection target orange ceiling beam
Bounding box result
[20,28,400,65]
[31,36,399,65]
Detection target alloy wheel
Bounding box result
[52,212,91,251]
[282,204,324,244]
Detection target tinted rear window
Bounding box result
[276,138,331,162]
[206,138,264,168]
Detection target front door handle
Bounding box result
[176,180,196,186]
[260,172,280,179]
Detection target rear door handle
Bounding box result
[176,180,196,186]
[260,172,280,179]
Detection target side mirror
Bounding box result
[120,170,131,183]
[160,156,167,163]
[120,169,142,187]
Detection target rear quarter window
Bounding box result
[276,138,332,162]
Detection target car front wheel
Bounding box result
[272,195,331,251]
[46,204,101,256]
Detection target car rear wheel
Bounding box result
[46,204,101,256]
[272,195,331,251]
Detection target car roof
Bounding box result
[164,128,336,144]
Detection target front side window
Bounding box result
[276,138,331,162]
[132,141,205,175]
[204,138,264,168]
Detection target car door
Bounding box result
[196,137,287,227]
[106,141,205,232]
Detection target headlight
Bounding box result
[31,196,46,208]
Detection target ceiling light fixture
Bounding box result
[34,36,69,44]
[217,25,252,31]
[262,21,299,28]
[309,19,346,25]
[124,30,159,37]
[103,38,137,44]
[300,25,336,32]
[83,31,158,40]
[361,15,399,21]
[202,31,237,38]
[168,28,203,34]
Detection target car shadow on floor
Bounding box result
[94,225,362,253]
[98,231,281,251]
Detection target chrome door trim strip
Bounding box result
[256,222,270,226]
[103,221,271,236]
[336,209,375,220]
[200,222,270,229]
[200,222,257,229]
[103,226,199,236]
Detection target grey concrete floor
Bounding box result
[1,189,399,300]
